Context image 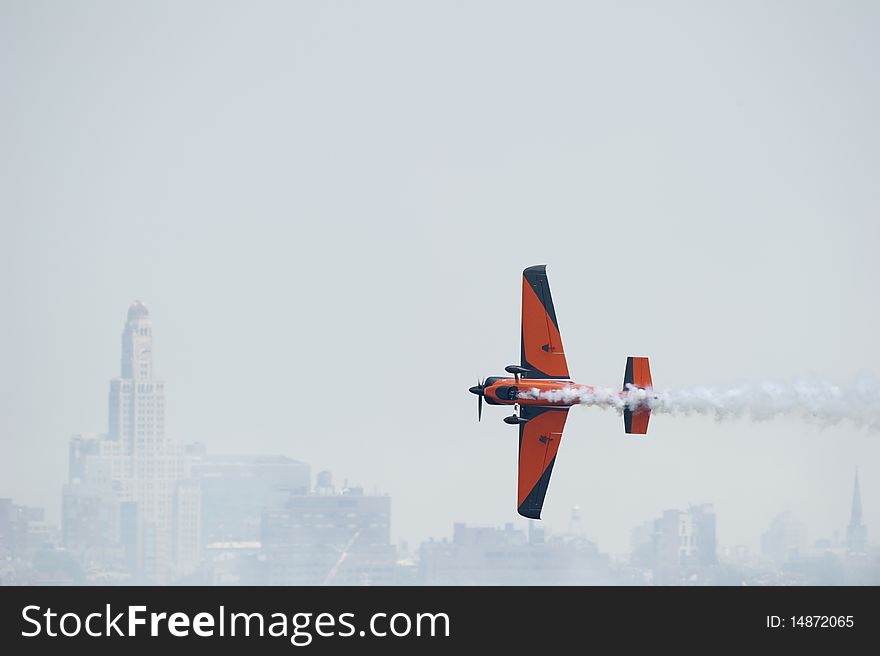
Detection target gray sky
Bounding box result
[2,0,879,555]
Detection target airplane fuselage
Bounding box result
[481,377,592,407]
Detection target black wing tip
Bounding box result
[518,506,542,520]
[523,264,547,276]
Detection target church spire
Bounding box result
[850,468,863,526]
[846,467,867,554]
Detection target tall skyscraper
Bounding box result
[109,301,165,450]
[63,302,199,583]
[846,468,867,555]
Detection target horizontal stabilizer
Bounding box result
[623,356,652,435]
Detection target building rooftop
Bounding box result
[127,300,149,321]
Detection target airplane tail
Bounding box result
[623,356,652,435]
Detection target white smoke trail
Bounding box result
[518,373,880,431]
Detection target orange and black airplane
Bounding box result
[469,265,653,520]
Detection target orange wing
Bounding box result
[521,265,569,379]
[517,406,569,519]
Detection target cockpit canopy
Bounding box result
[494,385,519,401]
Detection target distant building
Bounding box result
[419,522,613,585]
[652,504,717,585]
[846,469,867,556]
[630,520,655,569]
[0,499,51,559]
[191,452,310,544]
[0,499,69,585]
[761,512,807,564]
[202,541,262,585]
[259,473,396,585]
[61,462,122,563]
[569,505,584,535]
[61,302,200,583]
[764,471,877,584]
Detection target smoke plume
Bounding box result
[518,374,880,430]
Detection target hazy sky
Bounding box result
[2,1,879,555]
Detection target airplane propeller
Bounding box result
[468,378,485,421]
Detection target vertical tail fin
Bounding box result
[623,356,652,435]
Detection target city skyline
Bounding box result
[2,305,875,584]
[3,299,877,558]
[3,465,874,585]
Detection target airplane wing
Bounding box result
[517,406,569,519]
[521,265,569,379]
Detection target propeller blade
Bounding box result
[474,378,484,422]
